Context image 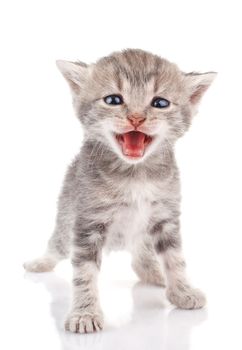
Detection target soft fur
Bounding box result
[24,49,216,333]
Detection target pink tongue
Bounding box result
[121,131,146,157]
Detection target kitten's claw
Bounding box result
[65,312,104,333]
[167,287,206,309]
[23,256,57,272]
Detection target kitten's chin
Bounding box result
[113,131,153,163]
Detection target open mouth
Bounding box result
[115,131,153,158]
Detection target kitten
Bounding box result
[24,49,216,333]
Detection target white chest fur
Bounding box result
[105,179,161,251]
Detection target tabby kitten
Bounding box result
[24,49,216,333]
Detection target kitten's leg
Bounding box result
[24,188,74,272]
[24,218,71,272]
[150,219,206,309]
[131,238,165,286]
[65,219,105,333]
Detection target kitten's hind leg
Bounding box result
[131,238,166,287]
[24,185,74,272]
[23,253,60,273]
[24,214,72,272]
[23,227,70,272]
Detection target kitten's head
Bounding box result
[57,49,216,164]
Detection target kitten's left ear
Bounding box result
[185,72,217,106]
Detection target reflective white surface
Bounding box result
[1,251,241,350]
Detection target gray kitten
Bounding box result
[24,49,216,333]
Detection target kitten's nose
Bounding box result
[127,115,146,128]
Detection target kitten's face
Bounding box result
[57,50,216,164]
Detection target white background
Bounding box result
[0,1,241,349]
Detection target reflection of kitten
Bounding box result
[24,49,216,333]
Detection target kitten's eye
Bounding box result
[104,94,124,106]
[151,97,170,108]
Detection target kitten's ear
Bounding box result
[56,60,89,94]
[185,72,217,106]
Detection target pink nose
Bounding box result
[127,115,146,127]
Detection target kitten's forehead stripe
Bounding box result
[154,56,163,93]
[107,56,124,91]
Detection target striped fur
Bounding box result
[24,49,216,333]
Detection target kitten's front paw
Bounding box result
[65,311,104,333]
[167,287,206,309]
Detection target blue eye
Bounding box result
[104,95,123,105]
[151,97,170,108]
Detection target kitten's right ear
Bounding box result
[56,60,89,94]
